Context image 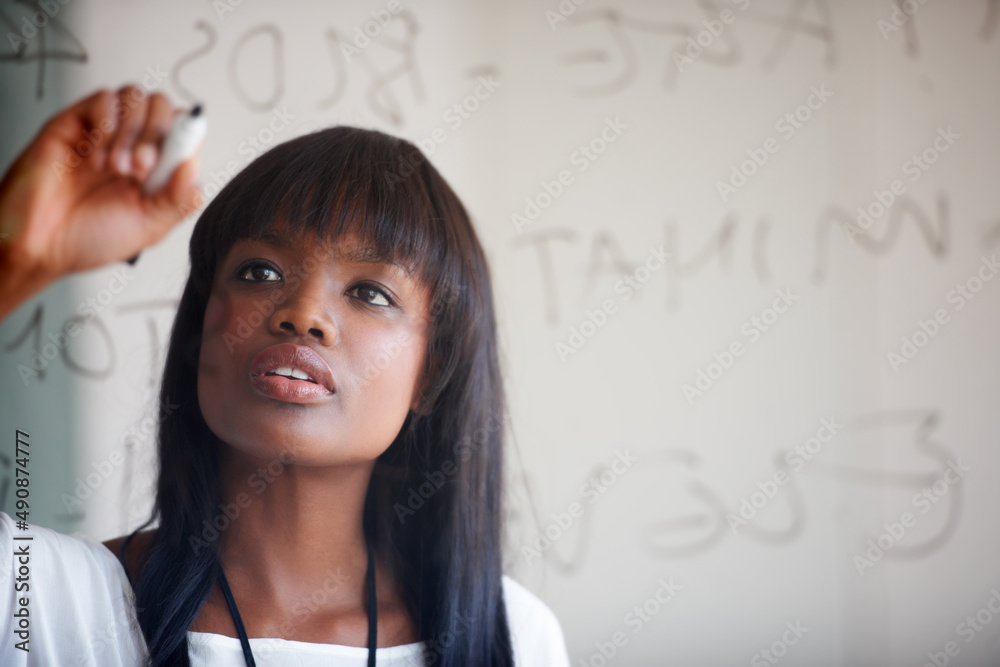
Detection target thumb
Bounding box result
[151,155,203,223]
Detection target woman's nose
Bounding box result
[269,279,339,345]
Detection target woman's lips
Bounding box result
[249,343,336,403]
[250,373,335,403]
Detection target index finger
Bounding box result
[35,89,121,169]
[133,93,176,181]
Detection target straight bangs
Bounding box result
[187,127,447,304]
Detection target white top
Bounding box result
[0,511,570,666]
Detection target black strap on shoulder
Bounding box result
[217,566,257,667]
[367,537,377,667]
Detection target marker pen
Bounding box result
[127,104,207,265]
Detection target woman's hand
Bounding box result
[0,84,202,319]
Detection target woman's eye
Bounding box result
[237,261,281,282]
[350,283,393,307]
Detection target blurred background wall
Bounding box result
[1,1,998,664]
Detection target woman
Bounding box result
[0,85,570,667]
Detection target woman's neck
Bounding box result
[216,448,376,616]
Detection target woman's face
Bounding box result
[197,226,432,465]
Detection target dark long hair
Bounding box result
[126,126,514,666]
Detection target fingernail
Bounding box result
[117,150,132,175]
[136,144,157,172]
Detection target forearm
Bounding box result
[0,149,60,322]
[0,242,58,322]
